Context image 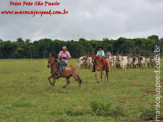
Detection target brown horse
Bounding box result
[47,53,82,88]
[92,53,109,83]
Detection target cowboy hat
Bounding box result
[97,46,103,50]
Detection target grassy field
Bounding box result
[0,59,163,122]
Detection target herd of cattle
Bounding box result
[76,55,157,70]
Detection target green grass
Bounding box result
[0,59,163,122]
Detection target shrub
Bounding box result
[90,101,124,117]
[66,107,90,116]
[66,109,84,116]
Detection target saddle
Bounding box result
[96,56,109,67]
[62,65,71,71]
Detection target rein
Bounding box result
[95,56,104,63]
[51,61,58,67]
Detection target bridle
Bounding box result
[48,57,57,67]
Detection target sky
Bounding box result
[0,0,163,41]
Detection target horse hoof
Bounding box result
[63,86,66,88]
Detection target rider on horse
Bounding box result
[92,47,109,72]
[55,46,71,76]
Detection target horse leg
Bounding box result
[106,70,109,82]
[72,74,82,87]
[48,75,53,85]
[52,76,57,86]
[95,70,99,83]
[103,71,107,82]
[63,78,70,88]
[101,71,103,82]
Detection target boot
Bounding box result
[92,65,95,72]
[92,68,95,72]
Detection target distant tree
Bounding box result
[79,38,86,42]
[25,39,31,44]
[148,35,159,41]
[17,38,24,46]
[0,35,162,59]
[2,41,17,58]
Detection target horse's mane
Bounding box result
[54,59,59,63]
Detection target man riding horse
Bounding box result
[55,46,71,77]
[47,47,82,87]
[92,47,109,72]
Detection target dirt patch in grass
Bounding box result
[131,84,145,87]
[131,119,163,122]
[160,104,163,108]
[145,90,155,94]
[161,111,163,119]
[116,97,135,103]
[160,80,163,83]
[108,85,112,88]
[130,120,155,122]
[116,100,126,103]
[161,111,163,114]
[122,97,135,100]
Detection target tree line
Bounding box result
[0,35,162,59]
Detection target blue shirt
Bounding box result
[97,50,104,57]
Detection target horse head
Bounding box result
[47,53,55,68]
[91,52,96,60]
[92,52,103,64]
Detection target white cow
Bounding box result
[112,56,117,68]
[86,57,93,68]
[76,56,85,68]
[117,56,128,70]
[147,56,155,68]
[76,56,93,68]
[76,59,84,68]
[127,56,133,68]
[108,55,116,68]
[138,56,145,68]
[133,57,139,68]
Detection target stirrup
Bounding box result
[55,72,60,79]
[55,72,59,75]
